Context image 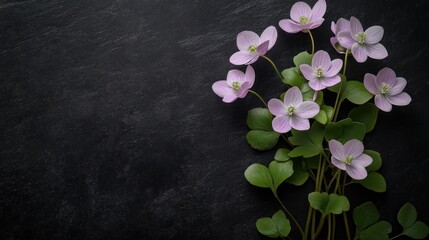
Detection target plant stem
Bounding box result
[261,55,283,81]
[248,90,268,108]
[333,170,342,193]
[313,215,326,240]
[332,49,349,122]
[342,48,350,75]
[327,170,340,191]
[332,214,336,240]
[327,214,332,240]
[389,234,404,240]
[308,30,315,54]
[341,172,351,240]
[274,193,305,237]
[304,206,313,240]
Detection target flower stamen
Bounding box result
[315,67,323,78]
[380,82,391,94]
[344,155,353,166]
[287,106,295,116]
[248,45,257,53]
[356,32,367,44]
[299,16,309,24]
[232,81,241,91]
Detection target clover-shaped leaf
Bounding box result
[353,202,392,240]
[256,210,291,238]
[274,148,291,162]
[288,121,325,150]
[325,118,366,143]
[398,203,429,239]
[364,150,382,172]
[244,164,273,189]
[269,161,294,191]
[282,67,304,87]
[341,81,373,105]
[359,221,392,240]
[293,51,313,67]
[285,158,309,186]
[348,103,379,133]
[308,192,350,215]
[246,108,280,150]
[289,145,320,158]
[357,172,387,193]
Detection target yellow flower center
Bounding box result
[356,32,367,44]
[299,16,309,24]
[248,45,257,53]
[345,156,353,166]
[287,106,295,116]
[316,67,323,78]
[232,81,241,91]
[380,82,391,94]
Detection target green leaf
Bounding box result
[359,221,392,240]
[246,130,280,151]
[247,108,273,131]
[305,156,320,169]
[314,109,328,124]
[308,192,350,215]
[301,83,315,101]
[272,210,291,237]
[269,161,294,191]
[289,122,325,149]
[322,105,334,122]
[348,103,379,133]
[293,51,313,67]
[256,217,279,238]
[398,203,417,229]
[274,148,291,162]
[325,118,366,143]
[341,81,373,105]
[327,74,346,93]
[353,202,381,232]
[289,145,320,158]
[282,67,303,87]
[364,150,382,172]
[315,91,324,105]
[285,158,309,186]
[404,221,429,239]
[357,172,387,192]
[244,164,273,189]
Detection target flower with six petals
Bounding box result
[364,67,412,112]
[268,87,320,133]
[212,66,255,103]
[279,0,326,33]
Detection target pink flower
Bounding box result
[279,0,326,33]
[268,87,319,133]
[337,17,388,63]
[330,18,350,54]
[299,50,343,91]
[329,139,373,180]
[212,66,255,103]
[229,26,278,65]
[364,67,412,112]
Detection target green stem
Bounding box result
[389,234,404,240]
[341,172,352,240]
[342,48,350,76]
[304,206,313,240]
[274,193,305,237]
[333,170,342,193]
[308,29,315,54]
[327,214,332,240]
[332,214,336,240]
[313,215,326,240]
[261,55,283,81]
[327,170,341,191]
[332,49,349,122]
[248,90,268,108]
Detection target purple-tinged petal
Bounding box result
[236,31,260,51]
[212,81,233,98]
[337,31,355,49]
[290,116,310,130]
[353,154,373,168]
[386,92,412,106]
[236,82,250,98]
[312,50,331,69]
[294,101,320,118]
[268,99,286,116]
[374,95,392,112]
[324,59,343,77]
[363,73,379,95]
[389,77,407,95]
[309,80,326,91]
[344,139,364,158]
[222,94,238,103]
[300,64,317,81]
[284,86,303,106]
[331,21,336,34]
[365,26,384,44]
[346,164,367,180]
[332,157,347,170]
[230,51,258,65]
[247,55,260,65]
[257,40,269,56]
[272,115,292,133]
[322,76,341,88]
[351,44,368,63]
[226,69,245,86]
[364,43,388,60]
[336,18,350,33]
[329,140,345,160]
[311,0,326,20]
[244,65,255,88]
[309,18,324,30]
[376,67,397,86]
[350,16,363,38]
[290,2,312,22]
[260,26,277,50]
[279,19,305,33]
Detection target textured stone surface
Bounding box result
[0,0,428,239]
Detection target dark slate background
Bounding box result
[0,0,428,239]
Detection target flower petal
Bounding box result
[309,79,326,91]
[332,157,347,170]
[236,82,250,98]
[374,94,392,112]
[350,16,363,37]
[222,94,238,103]
[363,73,379,95]
[300,64,317,82]
[272,115,292,133]
[389,77,407,95]
[351,43,368,63]
[312,50,331,69]
[294,101,320,118]
[226,69,245,86]
[212,81,233,98]
[331,21,336,34]
[279,19,305,33]
[309,18,324,30]
[353,154,373,168]
[257,40,269,56]
[386,92,412,106]
[364,43,388,60]
[260,26,278,50]
[236,31,260,51]
[322,75,341,88]
[311,0,326,20]
[229,51,258,65]
[337,31,355,49]
[346,164,367,180]
[344,139,364,158]
[336,18,350,33]
[289,116,310,130]
[268,99,286,116]
[284,86,303,106]
[290,2,312,22]
[376,67,396,86]
[329,140,345,160]
[244,65,255,88]
[324,59,343,77]
[365,26,384,44]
